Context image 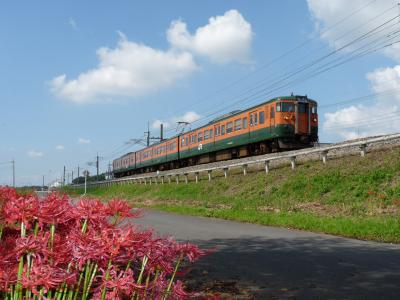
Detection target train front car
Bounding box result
[274,95,318,149]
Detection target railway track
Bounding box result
[72,132,400,188]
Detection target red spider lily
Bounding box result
[3,194,39,229]
[0,186,19,203]
[38,192,73,226]
[175,242,208,263]
[67,227,111,269]
[173,280,191,299]
[95,267,143,299]
[21,263,77,292]
[106,199,142,225]
[0,188,207,299]
[73,198,108,228]
[14,233,49,262]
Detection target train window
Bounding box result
[270,107,275,118]
[243,117,248,129]
[250,114,254,126]
[190,134,196,144]
[234,119,241,131]
[204,130,210,140]
[259,112,265,124]
[221,125,225,135]
[215,125,220,136]
[254,113,258,125]
[210,129,213,138]
[185,137,189,146]
[276,103,281,112]
[282,102,295,112]
[312,106,317,114]
[226,122,233,133]
[198,132,203,142]
[181,138,185,147]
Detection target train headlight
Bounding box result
[313,118,317,122]
[284,116,289,120]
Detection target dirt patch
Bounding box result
[257,206,281,213]
[293,202,344,216]
[186,278,258,299]
[132,198,233,210]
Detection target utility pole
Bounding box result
[96,154,99,181]
[42,175,44,191]
[11,159,15,187]
[145,122,150,147]
[107,162,112,180]
[63,166,66,186]
[77,165,80,179]
[71,170,74,183]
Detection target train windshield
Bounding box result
[298,103,307,113]
[281,102,295,112]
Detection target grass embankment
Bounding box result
[65,148,400,243]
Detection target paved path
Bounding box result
[135,210,400,299]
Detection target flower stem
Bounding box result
[163,254,183,300]
[100,259,112,300]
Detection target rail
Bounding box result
[71,132,400,188]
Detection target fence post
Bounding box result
[242,164,248,176]
[161,176,164,184]
[176,175,179,184]
[360,143,367,157]
[223,168,228,178]
[168,175,171,184]
[264,160,270,173]
[208,170,212,181]
[195,172,199,183]
[321,150,328,164]
[290,156,296,170]
[184,173,188,184]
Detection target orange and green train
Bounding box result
[113,95,318,177]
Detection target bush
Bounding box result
[0,186,206,299]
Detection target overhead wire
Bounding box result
[105,2,400,164]
[159,0,379,122]
[160,6,400,134]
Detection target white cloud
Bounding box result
[307,0,399,60]
[367,65,400,100]
[307,1,400,139]
[324,65,400,139]
[78,138,91,144]
[51,33,197,103]
[167,10,253,64]
[68,18,78,31]
[27,149,43,158]
[55,145,65,150]
[152,111,201,130]
[51,10,254,103]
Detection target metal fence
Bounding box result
[71,133,400,188]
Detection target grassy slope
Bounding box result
[65,147,400,243]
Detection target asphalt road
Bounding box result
[134,210,400,300]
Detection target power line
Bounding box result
[159,9,400,135]
[158,0,380,122]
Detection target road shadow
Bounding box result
[183,236,400,300]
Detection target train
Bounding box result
[113,95,318,178]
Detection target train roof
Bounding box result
[114,95,317,161]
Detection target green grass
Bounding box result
[64,147,400,243]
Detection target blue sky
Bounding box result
[1,0,399,186]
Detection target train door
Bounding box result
[269,105,275,134]
[296,102,309,134]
